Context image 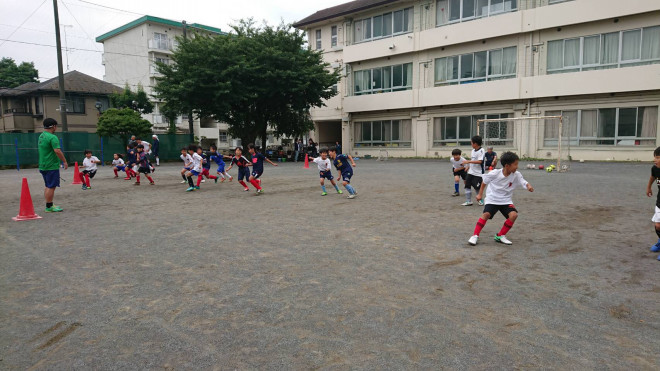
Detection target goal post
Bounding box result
[476,115,570,172]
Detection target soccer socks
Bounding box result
[250,179,262,190]
[333,184,340,192]
[454,183,459,193]
[146,175,154,183]
[238,180,248,189]
[655,227,660,238]
[136,174,141,183]
[196,176,203,187]
[209,174,218,180]
[84,174,90,187]
[465,189,472,202]
[113,169,118,176]
[181,173,187,181]
[498,219,514,237]
[187,176,194,187]
[474,218,487,236]
[321,185,327,193]
[345,184,356,195]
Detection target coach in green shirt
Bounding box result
[38,118,68,212]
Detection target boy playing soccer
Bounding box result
[124,143,138,180]
[184,145,204,191]
[112,153,125,178]
[462,135,485,206]
[180,147,193,184]
[310,148,342,196]
[328,148,357,199]
[225,146,252,191]
[80,149,101,190]
[450,149,467,197]
[247,143,278,194]
[468,152,534,246]
[198,146,219,184]
[484,146,498,170]
[209,144,232,182]
[645,146,660,261]
[134,144,155,185]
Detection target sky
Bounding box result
[0,0,348,84]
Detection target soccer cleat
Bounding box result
[229,177,233,182]
[45,206,63,212]
[494,235,513,245]
[651,243,660,252]
[82,185,87,190]
[257,189,263,194]
[194,186,200,190]
[201,179,206,183]
[220,178,225,183]
[657,254,660,261]
[186,187,195,192]
[461,201,473,206]
[337,189,343,194]
[150,182,155,185]
[321,192,328,196]
[180,180,187,184]
[214,177,219,184]
[453,192,460,197]
[477,200,484,206]
[114,175,118,178]
[124,177,132,180]
[347,194,356,199]
[244,188,249,191]
[468,235,479,245]
[87,186,92,190]
[134,182,140,186]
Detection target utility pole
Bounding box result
[52,0,68,132]
[182,20,194,142]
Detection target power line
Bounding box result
[74,0,143,16]
[0,0,48,48]
[0,38,151,58]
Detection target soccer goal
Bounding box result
[476,115,571,172]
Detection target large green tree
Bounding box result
[0,57,39,88]
[154,19,339,149]
[97,108,153,144]
[110,83,154,115]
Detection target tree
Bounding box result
[97,108,153,144]
[109,84,154,114]
[0,57,39,88]
[160,103,179,134]
[154,19,339,150]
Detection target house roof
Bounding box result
[0,71,123,97]
[293,0,402,28]
[96,15,224,43]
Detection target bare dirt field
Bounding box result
[1,159,658,369]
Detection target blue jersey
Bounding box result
[333,154,352,173]
[251,153,265,174]
[210,152,225,166]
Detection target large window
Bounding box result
[435,47,516,85]
[315,29,322,50]
[436,0,517,26]
[65,95,85,114]
[547,26,660,74]
[354,120,412,147]
[354,7,413,43]
[219,131,228,142]
[433,113,511,146]
[153,32,169,50]
[544,107,658,146]
[354,63,413,95]
[331,26,338,47]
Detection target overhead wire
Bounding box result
[0,0,48,48]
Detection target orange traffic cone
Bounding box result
[13,178,42,221]
[304,154,310,169]
[71,161,82,184]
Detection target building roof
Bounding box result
[0,71,122,97]
[96,15,224,43]
[293,0,402,28]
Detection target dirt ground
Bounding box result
[0,159,658,369]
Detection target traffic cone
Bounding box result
[304,154,309,169]
[71,162,82,184]
[13,178,42,221]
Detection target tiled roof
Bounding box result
[0,71,122,97]
[293,0,402,28]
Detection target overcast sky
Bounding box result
[0,0,347,84]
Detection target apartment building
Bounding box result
[294,0,660,161]
[96,16,236,147]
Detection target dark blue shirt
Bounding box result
[333,154,352,173]
[484,151,497,167]
[127,149,137,164]
[201,152,212,169]
[251,153,265,173]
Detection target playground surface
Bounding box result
[0,159,658,369]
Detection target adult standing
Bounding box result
[38,118,68,212]
[152,134,160,166]
[128,135,137,147]
[294,138,301,162]
[309,138,318,157]
[336,141,342,155]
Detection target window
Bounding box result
[315,29,322,50]
[331,26,338,47]
[153,32,169,50]
[354,63,413,95]
[154,57,170,65]
[34,96,42,114]
[547,25,660,74]
[65,95,85,114]
[354,120,412,147]
[437,0,517,26]
[544,107,658,146]
[219,132,228,142]
[97,97,110,112]
[331,84,338,94]
[433,113,511,146]
[353,7,413,43]
[435,47,516,85]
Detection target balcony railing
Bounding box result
[148,39,178,51]
[3,108,32,115]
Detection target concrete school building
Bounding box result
[293,0,660,161]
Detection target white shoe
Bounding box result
[495,235,513,245]
[180,180,187,184]
[201,179,206,183]
[461,201,473,206]
[468,235,479,245]
[347,194,356,199]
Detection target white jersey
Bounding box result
[82,156,99,172]
[112,158,124,166]
[468,148,485,176]
[482,169,529,205]
[313,157,332,172]
[191,153,203,172]
[140,141,151,153]
[450,157,465,170]
[181,154,192,167]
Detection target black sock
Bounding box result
[187,176,194,187]
[182,174,187,181]
[655,228,660,239]
[46,202,53,208]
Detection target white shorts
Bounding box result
[652,206,660,223]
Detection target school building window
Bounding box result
[433,113,511,146]
[219,131,228,142]
[436,0,517,26]
[435,47,517,85]
[315,29,322,50]
[544,107,658,146]
[65,95,85,114]
[354,119,412,147]
[354,63,413,95]
[353,7,413,44]
[547,26,660,74]
[331,26,338,47]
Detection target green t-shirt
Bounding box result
[38,131,61,170]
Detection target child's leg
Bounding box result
[84,173,90,187]
[146,174,154,183]
[473,212,492,236]
[343,180,355,195]
[249,175,261,190]
[330,179,340,192]
[196,175,203,187]
[225,171,233,180]
[465,185,472,202]
[113,167,118,177]
[655,222,660,240]
[320,178,326,193]
[136,173,141,183]
[181,169,188,181]
[454,175,460,193]
[497,211,517,237]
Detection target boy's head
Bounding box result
[136,138,142,143]
[128,143,135,149]
[320,147,329,159]
[451,148,462,160]
[187,145,197,154]
[181,147,188,154]
[136,144,144,152]
[247,143,256,154]
[235,146,242,156]
[210,144,217,152]
[487,146,494,153]
[654,147,660,167]
[500,151,519,173]
[84,149,92,157]
[328,148,337,158]
[471,135,482,149]
[131,135,136,140]
[113,153,119,159]
[196,147,203,154]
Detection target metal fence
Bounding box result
[0,133,194,169]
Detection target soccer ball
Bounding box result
[546,167,553,173]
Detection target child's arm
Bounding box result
[527,183,534,192]
[647,175,655,197]
[476,183,486,201]
[265,157,278,166]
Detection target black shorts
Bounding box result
[138,166,151,174]
[452,169,466,180]
[82,169,97,178]
[483,204,518,219]
[464,174,482,190]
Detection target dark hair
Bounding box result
[84,149,92,155]
[235,146,242,151]
[128,143,135,149]
[43,118,58,128]
[247,143,257,151]
[114,153,123,159]
[320,147,329,154]
[137,144,144,149]
[328,148,336,153]
[451,149,462,156]
[654,147,660,157]
[471,136,482,146]
[188,145,198,151]
[210,144,217,150]
[136,137,142,141]
[500,151,519,167]
[181,147,188,151]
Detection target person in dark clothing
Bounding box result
[152,135,160,166]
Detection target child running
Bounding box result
[462,135,485,206]
[450,149,467,197]
[328,148,357,199]
[310,148,342,196]
[225,146,252,192]
[184,145,203,191]
[645,146,660,261]
[209,144,232,182]
[468,152,534,246]
[134,144,155,185]
[198,146,219,184]
[247,143,278,194]
[124,143,138,180]
[80,149,101,190]
[111,153,125,178]
[180,147,193,184]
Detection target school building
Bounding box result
[294,0,660,161]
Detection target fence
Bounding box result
[0,133,194,169]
